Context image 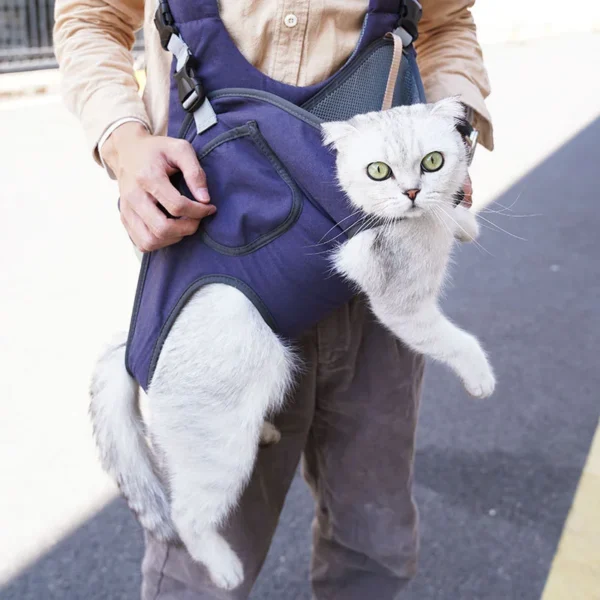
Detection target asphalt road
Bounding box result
[1,110,599,600]
[2,34,600,600]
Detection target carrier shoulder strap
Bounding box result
[155,0,423,132]
[381,32,403,111]
[382,0,422,111]
[155,0,218,135]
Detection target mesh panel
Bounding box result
[392,58,420,106]
[302,41,424,121]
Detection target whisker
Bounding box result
[304,212,370,248]
[479,207,541,219]
[475,213,528,241]
[439,206,494,257]
[432,206,454,238]
[303,247,341,257]
[487,191,524,214]
[315,209,363,243]
[352,214,381,238]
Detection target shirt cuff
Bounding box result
[77,82,151,166]
[97,117,150,178]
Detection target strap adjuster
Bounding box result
[455,112,479,166]
[154,1,178,50]
[174,55,206,113]
[399,0,422,42]
[465,128,479,166]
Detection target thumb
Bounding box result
[166,139,210,203]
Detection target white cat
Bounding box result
[89,98,495,591]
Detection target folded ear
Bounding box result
[429,96,466,121]
[321,120,356,147]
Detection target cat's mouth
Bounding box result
[371,205,424,223]
[371,205,424,221]
[404,205,425,218]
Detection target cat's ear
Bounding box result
[429,97,465,121]
[430,98,472,138]
[321,121,356,147]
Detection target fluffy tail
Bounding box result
[89,333,179,542]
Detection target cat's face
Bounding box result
[322,98,469,221]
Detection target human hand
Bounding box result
[102,122,216,252]
[461,174,473,209]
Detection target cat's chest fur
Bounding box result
[334,213,456,308]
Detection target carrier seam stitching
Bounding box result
[147,275,278,386]
[208,90,323,129]
[198,122,304,256]
[124,252,150,378]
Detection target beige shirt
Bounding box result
[54,0,493,165]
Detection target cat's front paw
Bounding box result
[462,361,496,399]
[450,334,496,398]
[453,205,480,243]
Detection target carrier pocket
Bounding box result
[181,121,303,255]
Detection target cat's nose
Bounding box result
[403,188,421,202]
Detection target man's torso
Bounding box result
[142,0,369,135]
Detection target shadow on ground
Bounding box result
[2,119,599,600]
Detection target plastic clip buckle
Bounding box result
[174,55,205,113]
[400,0,422,42]
[154,1,178,51]
[466,128,479,166]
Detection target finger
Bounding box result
[462,176,473,208]
[146,174,216,220]
[121,207,165,253]
[134,192,203,241]
[165,139,210,203]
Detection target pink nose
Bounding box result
[404,189,420,201]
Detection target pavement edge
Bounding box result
[542,421,600,599]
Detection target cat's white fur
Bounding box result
[89,98,494,590]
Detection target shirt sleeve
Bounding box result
[415,0,494,150]
[53,0,150,164]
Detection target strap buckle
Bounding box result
[466,128,479,166]
[399,0,422,42]
[455,111,479,166]
[174,54,206,113]
[154,1,178,51]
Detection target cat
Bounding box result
[89,97,495,590]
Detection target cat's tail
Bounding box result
[89,332,179,543]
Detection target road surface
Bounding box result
[0,35,599,600]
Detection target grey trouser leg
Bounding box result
[141,297,424,600]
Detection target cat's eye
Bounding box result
[366,161,392,181]
[421,151,444,173]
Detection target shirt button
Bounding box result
[284,13,298,28]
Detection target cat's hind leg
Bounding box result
[259,421,281,446]
[147,284,297,589]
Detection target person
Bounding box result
[54,1,493,598]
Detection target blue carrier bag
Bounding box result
[126,0,426,390]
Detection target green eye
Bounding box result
[421,151,444,172]
[367,162,392,181]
